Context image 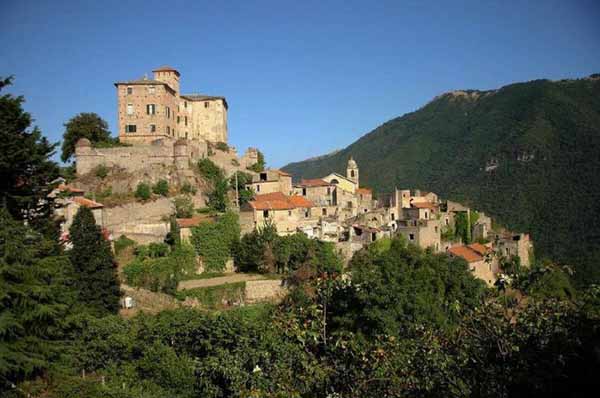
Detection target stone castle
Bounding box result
[75,66,258,177]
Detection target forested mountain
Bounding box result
[282,74,600,284]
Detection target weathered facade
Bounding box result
[115,66,227,145]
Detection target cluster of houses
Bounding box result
[239,158,533,286]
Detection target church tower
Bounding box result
[346,157,359,186]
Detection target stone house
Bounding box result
[294,178,337,206]
[492,231,533,267]
[396,218,442,252]
[176,215,216,243]
[239,192,315,236]
[448,243,499,286]
[115,66,227,145]
[246,169,293,196]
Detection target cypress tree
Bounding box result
[69,207,120,314]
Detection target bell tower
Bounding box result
[346,157,359,186]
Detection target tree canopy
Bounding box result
[61,112,112,162]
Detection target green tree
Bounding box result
[0,76,59,223]
[135,182,151,201]
[152,179,169,196]
[246,150,265,173]
[61,112,112,162]
[0,209,75,392]
[69,207,120,314]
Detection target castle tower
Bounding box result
[153,66,180,95]
[346,157,359,186]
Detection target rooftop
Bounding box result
[448,245,483,263]
[249,192,314,211]
[72,196,104,209]
[297,178,331,187]
[177,215,216,228]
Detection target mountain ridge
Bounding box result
[282,74,600,284]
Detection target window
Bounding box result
[184,101,187,108]
[445,218,449,226]
[125,124,136,133]
[148,86,155,94]
[391,213,395,220]
[305,210,309,218]
[435,226,438,233]
[126,86,132,95]
[364,209,368,213]
[302,188,307,196]
[185,132,188,139]
[263,210,269,218]
[350,170,355,177]
[256,185,260,192]
[126,104,133,115]
[424,211,429,219]
[146,104,156,115]
[177,116,180,124]
[204,101,209,108]
[184,116,188,126]
[322,208,327,216]
[409,233,415,241]
[149,124,156,132]
[166,107,170,118]
[326,187,330,195]
[288,210,292,216]
[260,172,267,181]
[167,126,170,135]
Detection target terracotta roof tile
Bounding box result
[448,245,482,263]
[72,196,104,209]
[177,215,216,228]
[356,188,372,195]
[289,195,314,208]
[254,192,288,202]
[58,184,84,194]
[250,200,295,211]
[249,192,314,211]
[468,243,490,256]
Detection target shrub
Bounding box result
[191,211,240,272]
[215,142,229,152]
[180,181,197,195]
[135,182,151,201]
[197,158,223,181]
[152,179,169,196]
[94,164,108,179]
[114,234,136,255]
[135,242,170,259]
[174,195,194,218]
[246,149,265,172]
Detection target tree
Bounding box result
[0,76,59,223]
[0,209,75,392]
[246,150,265,173]
[69,207,120,314]
[61,113,112,162]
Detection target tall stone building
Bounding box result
[115,66,228,145]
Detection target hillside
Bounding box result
[282,74,600,284]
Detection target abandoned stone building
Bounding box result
[115,66,227,145]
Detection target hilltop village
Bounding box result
[57,66,532,291]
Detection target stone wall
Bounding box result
[103,198,173,243]
[244,280,286,303]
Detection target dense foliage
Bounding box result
[134,182,151,201]
[235,222,342,275]
[61,112,113,162]
[246,149,265,173]
[282,75,600,285]
[197,159,229,211]
[123,243,196,294]
[190,212,240,272]
[0,77,59,224]
[69,207,120,314]
[152,179,169,196]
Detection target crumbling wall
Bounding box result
[104,198,173,243]
[244,280,286,303]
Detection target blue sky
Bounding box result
[1,0,599,167]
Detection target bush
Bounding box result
[135,182,151,201]
[123,243,196,294]
[180,181,197,195]
[114,234,135,255]
[246,150,265,172]
[191,211,240,272]
[152,179,169,196]
[197,158,223,181]
[94,164,108,179]
[174,196,194,218]
[215,142,229,152]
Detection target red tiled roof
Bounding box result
[249,192,314,211]
[58,184,84,194]
[411,202,437,209]
[177,215,216,228]
[298,178,331,187]
[72,196,104,209]
[448,245,482,263]
[254,192,288,202]
[152,65,180,76]
[468,243,490,256]
[289,195,314,208]
[356,188,372,195]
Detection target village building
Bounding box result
[246,169,293,196]
[115,66,227,145]
[239,192,316,236]
[448,243,499,286]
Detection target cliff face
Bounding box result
[282,75,600,284]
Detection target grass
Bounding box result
[176,282,246,309]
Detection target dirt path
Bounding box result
[177,274,268,290]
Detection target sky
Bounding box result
[1,0,599,168]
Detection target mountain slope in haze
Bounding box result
[282,74,600,284]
